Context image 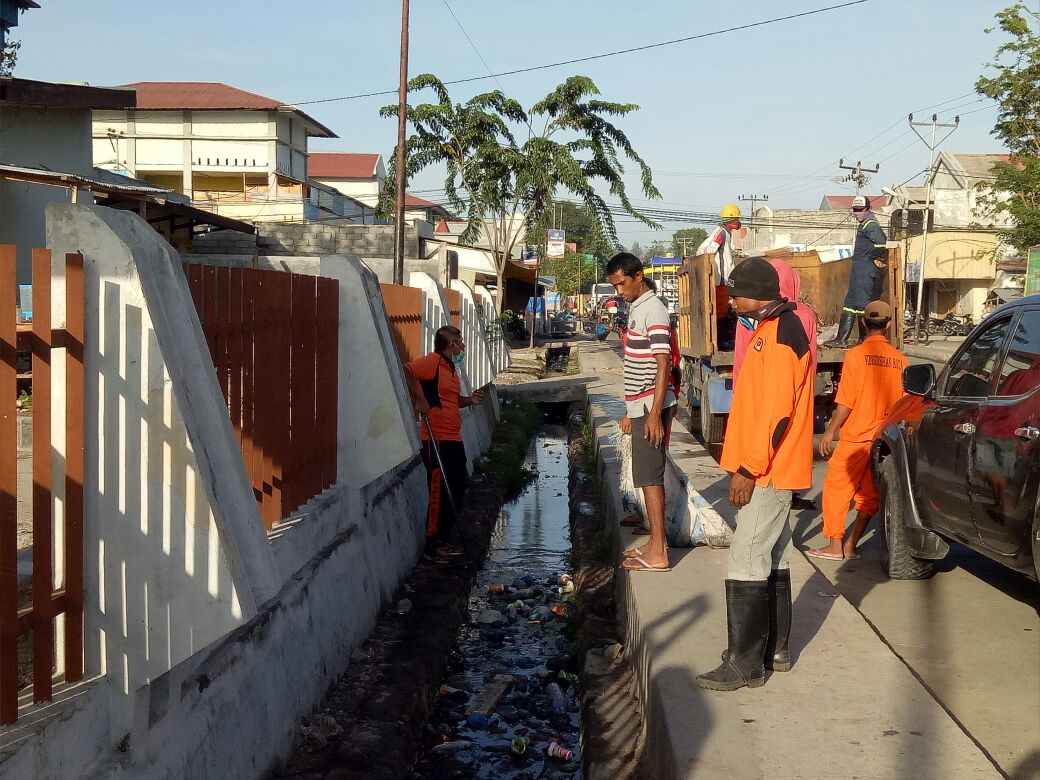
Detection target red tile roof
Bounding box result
[308,152,381,179]
[405,193,436,208]
[123,82,282,110]
[121,81,336,137]
[823,194,889,211]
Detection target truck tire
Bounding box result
[877,456,934,580]
[699,390,726,445]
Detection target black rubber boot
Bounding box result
[696,580,769,691]
[823,312,855,348]
[765,569,792,671]
[857,317,867,344]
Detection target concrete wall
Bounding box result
[0,205,435,779]
[0,104,94,282]
[188,221,430,265]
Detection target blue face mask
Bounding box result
[737,315,755,331]
[451,350,466,366]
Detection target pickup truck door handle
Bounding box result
[1014,426,1040,442]
[953,422,975,435]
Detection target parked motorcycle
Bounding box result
[941,313,974,336]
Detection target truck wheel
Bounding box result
[877,456,934,580]
[699,390,726,445]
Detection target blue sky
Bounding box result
[14,0,1012,248]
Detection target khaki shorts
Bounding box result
[629,406,676,487]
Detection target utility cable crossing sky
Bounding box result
[286,0,872,107]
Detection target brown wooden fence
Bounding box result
[184,265,339,530]
[0,246,84,725]
[445,288,461,328]
[380,283,423,365]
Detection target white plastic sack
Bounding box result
[613,428,733,549]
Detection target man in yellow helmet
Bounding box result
[697,204,743,349]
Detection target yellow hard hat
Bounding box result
[720,203,742,220]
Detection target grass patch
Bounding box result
[476,397,542,495]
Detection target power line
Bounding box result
[440,0,504,93]
[285,0,872,107]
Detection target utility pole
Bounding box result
[392,0,410,286]
[739,194,768,252]
[838,159,880,195]
[908,112,959,325]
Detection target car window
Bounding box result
[994,311,1040,397]
[943,317,1012,399]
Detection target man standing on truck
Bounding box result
[605,252,677,573]
[808,300,907,560]
[824,195,888,348]
[696,257,814,691]
[697,204,743,350]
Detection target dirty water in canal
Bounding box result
[412,424,581,780]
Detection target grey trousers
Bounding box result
[727,485,794,581]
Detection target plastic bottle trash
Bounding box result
[559,574,572,585]
[544,682,567,715]
[510,736,530,756]
[466,712,492,730]
[550,603,569,619]
[488,583,509,594]
[546,740,576,761]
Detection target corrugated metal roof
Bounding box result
[121,81,337,138]
[0,162,175,196]
[308,152,380,179]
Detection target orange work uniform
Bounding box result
[721,303,815,490]
[821,335,908,539]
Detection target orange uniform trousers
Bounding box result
[821,439,878,539]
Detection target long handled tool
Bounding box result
[421,414,470,559]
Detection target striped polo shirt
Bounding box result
[623,289,677,418]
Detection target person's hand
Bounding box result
[729,472,756,508]
[413,397,431,416]
[818,432,836,458]
[644,411,665,447]
[619,415,632,435]
[471,388,486,405]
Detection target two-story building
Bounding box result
[92,81,348,224]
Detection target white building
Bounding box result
[309,152,384,207]
[0,76,134,280]
[92,81,345,224]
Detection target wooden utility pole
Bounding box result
[393,0,410,286]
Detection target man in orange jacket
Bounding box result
[808,300,907,560]
[696,257,814,692]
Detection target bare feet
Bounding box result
[841,540,861,559]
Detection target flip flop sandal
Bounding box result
[631,527,651,536]
[621,555,671,573]
[620,514,643,527]
[805,548,844,560]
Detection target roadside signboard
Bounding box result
[1026,246,1040,296]
[547,229,566,258]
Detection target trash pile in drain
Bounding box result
[411,573,584,780]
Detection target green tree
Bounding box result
[671,227,708,258]
[0,40,20,77]
[540,251,600,296]
[381,75,660,311]
[975,3,1040,251]
[642,240,671,261]
[629,241,643,259]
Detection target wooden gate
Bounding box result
[184,265,339,530]
[0,246,85,725]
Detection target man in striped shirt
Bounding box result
[606,252,677,573]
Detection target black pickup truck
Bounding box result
[872,295,1040,582]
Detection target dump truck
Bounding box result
[676,248,904,444]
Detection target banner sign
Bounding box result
[1026,246,1040,296]
[547,228,566,258]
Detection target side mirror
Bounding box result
[903,363,936,398]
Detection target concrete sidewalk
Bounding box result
[578,340,999,779]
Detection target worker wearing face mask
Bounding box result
[824,195,889,348]
[405,325,486,560]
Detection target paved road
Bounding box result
[795,462,1040,778]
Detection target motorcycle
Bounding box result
[941,312,974,336]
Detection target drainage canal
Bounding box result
[412,418,580,779]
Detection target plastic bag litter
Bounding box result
[613,427,733,549]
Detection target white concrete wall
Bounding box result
[2,205,433,779]
[474,285,510,374]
